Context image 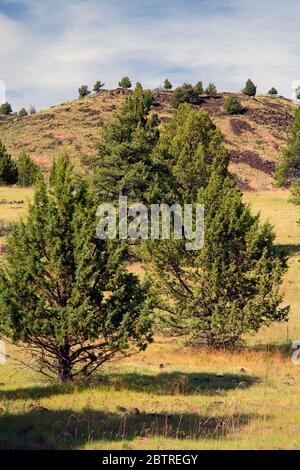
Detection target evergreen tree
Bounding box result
[145,172,289,347]
[171,83,199,108]
[205,83,217,98]
[18,108,28,117]
[78,85,91,99]
[86,86,175,203]
[155,104,229,202]
[0,154,153,381]
[0,140,18,184]
[275,106,300,185]
[243,79,257,97]
[0,102,12,115]
[17,151,40,186]
[194,81,204,95]
[268,87,278,96]
[223,94,243,114]
[93,81,105,92]
[296,87,300,100]
[163,79,172,90]
[118,76,132,89]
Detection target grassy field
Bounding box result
[0,186,300,449]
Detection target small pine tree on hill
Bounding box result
[205,83,217,97]
[0,154,153,381]
[0,102,12,115]
[171,83,199,108]
[118,76,132,89]
[275,106,300,185]
[18,108,28,117]
[223,94,243,114]
[78,85,91,99]
[163,79,172,90]
[194,81,204,95]
[93,81,105,92]
[243,79,257,96]
[268,87,278,96]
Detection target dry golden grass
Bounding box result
[0,153,300,448]
[0,186,34,223]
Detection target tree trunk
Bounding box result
[57,345,72,382]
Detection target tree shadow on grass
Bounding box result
[247,343,292,358]
[97,372,259,396]
[274,243,300,257]
[0,372,259,402]
[0,408,265,450]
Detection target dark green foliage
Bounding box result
[0,154,153,381]
[0,140,18,184]
[17,151,40,186]
[155,104,229,202]
[93,81,105,92]
[275,106,300,185]
[118,76,132,89]
[194,81,204,95]
[78,85,91,99]
[18,108,28,117]
[171,83,199,108]
[86,86,175,204]
[163,79,172,90]
[268,87,278,96]
[243,79,257,97]
[296,87,300,100]
[146,172,288,347]
[205,83,217,98]
[223,94,243,115]
[0,102,12,115]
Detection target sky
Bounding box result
[0,0,300,111]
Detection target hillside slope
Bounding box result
[0,90,296,191]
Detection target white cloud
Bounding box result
[0,0,300,111]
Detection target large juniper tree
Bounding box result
[0,154,152,381]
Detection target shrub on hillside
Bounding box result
[118,76,132,89]
[78,85,91,99]
[205,83,217,98]
[268,87,278,96]
[93,81,105,92]
[194,81,204,95]
[171,83,199,108]
[18,108,28,117]
[223,94,243,115]
[163,79,172,90]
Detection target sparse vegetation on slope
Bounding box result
[0,90,295,191]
